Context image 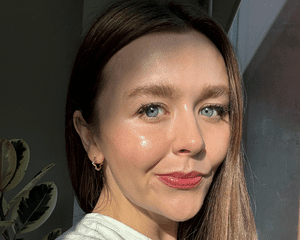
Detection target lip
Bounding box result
[156,171,203,189]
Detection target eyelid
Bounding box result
[201,103,230,111]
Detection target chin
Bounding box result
[171,211,199,222]
[166,199,205,222]
[160,205,201,222]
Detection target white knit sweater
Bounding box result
[56,213,152,240]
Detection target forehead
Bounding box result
[102,31,227,98]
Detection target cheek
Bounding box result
[203,123,230,167]
[101,122,170,171]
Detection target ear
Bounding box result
[73,110,104,164]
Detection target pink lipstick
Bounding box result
[156,171,203,189]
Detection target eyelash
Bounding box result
[137,103,230,120]
[201,104,230,118]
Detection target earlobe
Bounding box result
[73,110,105,164]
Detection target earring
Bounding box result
[92,157,102,171]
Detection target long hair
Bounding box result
[65,0,257,239]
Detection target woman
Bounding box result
[59,0,257,239]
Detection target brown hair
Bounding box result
[65,0,257,239]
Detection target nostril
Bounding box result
[179,149,190,153]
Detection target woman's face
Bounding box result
[93,31,230,223]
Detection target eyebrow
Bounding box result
[125,83,181,99]
[125,82,229,101]
[198,84,230,102]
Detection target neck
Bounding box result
[92,185,178,240]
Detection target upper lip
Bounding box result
[157,171,203,178]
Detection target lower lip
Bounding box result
[157,176,203,189]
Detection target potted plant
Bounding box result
[0,138,62,240]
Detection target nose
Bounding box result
[172,109,205,157]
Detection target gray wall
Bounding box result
[243,1,300,239]
[228,0,289,73]
[0,1,83,239]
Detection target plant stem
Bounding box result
[2,232,9,240]
[0,191,11,240]
[1,232,9,240]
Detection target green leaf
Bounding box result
[11,182,58,235]
[2,197,8,216]
[0,220,14,233]
[42,228,62,240]
[4,139,30,191]
[0,139,17,191]
[6,163,55,212]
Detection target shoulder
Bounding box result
[55,213,151,240]
[55,213,123,240]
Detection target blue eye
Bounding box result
[138,103,164,119]
[145,106,160,118]
[200,107,218,117]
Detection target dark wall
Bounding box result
[243,2,300,239]
[0,1,83,239]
